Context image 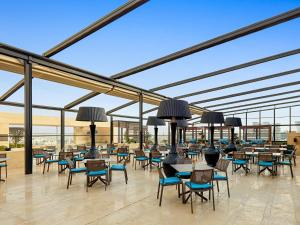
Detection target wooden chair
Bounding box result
[133,150,149,170]
[150,150,162,170]
[257,153,276,176]
[232,152,250,175]
[117,147,129,163]
[109,160,128,184]
[157,167,182,206]
[86,160,108,192]
[66,158,86,189]
[42,151,59,174]
[213,159,230,197]
[58,152,73,173]
[278,150,295,178]
[33,149,46,165]
[0,153,8,182]
[183,169,215,213]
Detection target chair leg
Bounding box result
[124,169,128,184]
[5,165,7,178]
[43,163,46,174]
[159,185,164,206]
[135,160,137,170]
[86,176,89,192]
[178,183,181,198]
[67,172,71,189]
[157,183,160,199]
[290,164,294,178]
[212,186,215,211]
[48,163,50,172]
[190,192,193,214]
[216,181,219,192]
[226,179,230,198]
[109,169,112,182]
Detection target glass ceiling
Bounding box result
[0,0,299,118]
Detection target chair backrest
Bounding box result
[0,153,6,158]
[190,169,213,184]
[59,152,73,161]
[86,160,106,171]
[151,150,161,158]
[215,159,230,172]
[157,167,165,179]
[158,146,167,152]
[117,147,128,154]
[177,147,186,156]
[233,151,246,160]
[66,157,75,169]
[258,153,273,162]
[77,145,86,151]
[100,153,110,159]
[33,149,45,155]
[135,150,145,157]
[269,148,280,153]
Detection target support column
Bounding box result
[110,116,113,144]
[139,93,143,150]
[273,108,276,142]
[245,112,248,142]
[168,122,170,145]
[259,110,261,139]
[118,120,120,143]
[289,107,292,133]
[60,110,65,151]
[24,60,33,175]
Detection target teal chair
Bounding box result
[58,152,74,173]
[33,149,46,165]
[117,147,130,163]
[278,150,295,178]
[86,160,109,192]
[213,159,230,197]
[183,169,215,213]
[257,153,276,176]
[134,150,149,170]
[0,153,8,182]
[109,161,128,184]
[42,152,59,174]
[232,152,249,175]
[157,167,182,206]
[66,158,86,189]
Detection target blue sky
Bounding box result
[0,0,300,128]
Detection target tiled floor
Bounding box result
[0,158,299,225]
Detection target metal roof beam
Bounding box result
[43,0,149,57]
[0,79,25,101]
[111,7,300,80]
[64,92,100,109]
[175,67,300,99]
[205,89,300,108]
[214,95,300,111]
[191,80,300,105]
[222,99,300,114]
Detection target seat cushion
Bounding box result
[258,161,273,167]
[176,171,192,178]
[33,154,44,158]
[87,170,107,176]
[152,158,161,163]
[110,164,126,170]
[278,161,292,165]
[213,172,227,180]
[71,167,86,173]
[136,156,148,161]
[185,181,212,189]
[224,157,234,161]
[74,157,84,161]
[187,152,197,155]
[0,163,7,167]
[58,160,68,165]
[233,159,247,165]
[46,159,59,163]
[160,177,181,185]
[118,153,129,157]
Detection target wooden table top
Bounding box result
[171,162,213,172]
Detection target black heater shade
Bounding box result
[157,99,191,177]
[176,119,188,128]
[76,107,107,158]
[225,117,242,127]
[200,111,225,124]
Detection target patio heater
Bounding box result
[76,107,107,159]
[157,99,191,177]
[200,111,224,167]
[146,116,165,150]
[224,117,242,153]
[176,119,188,144]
